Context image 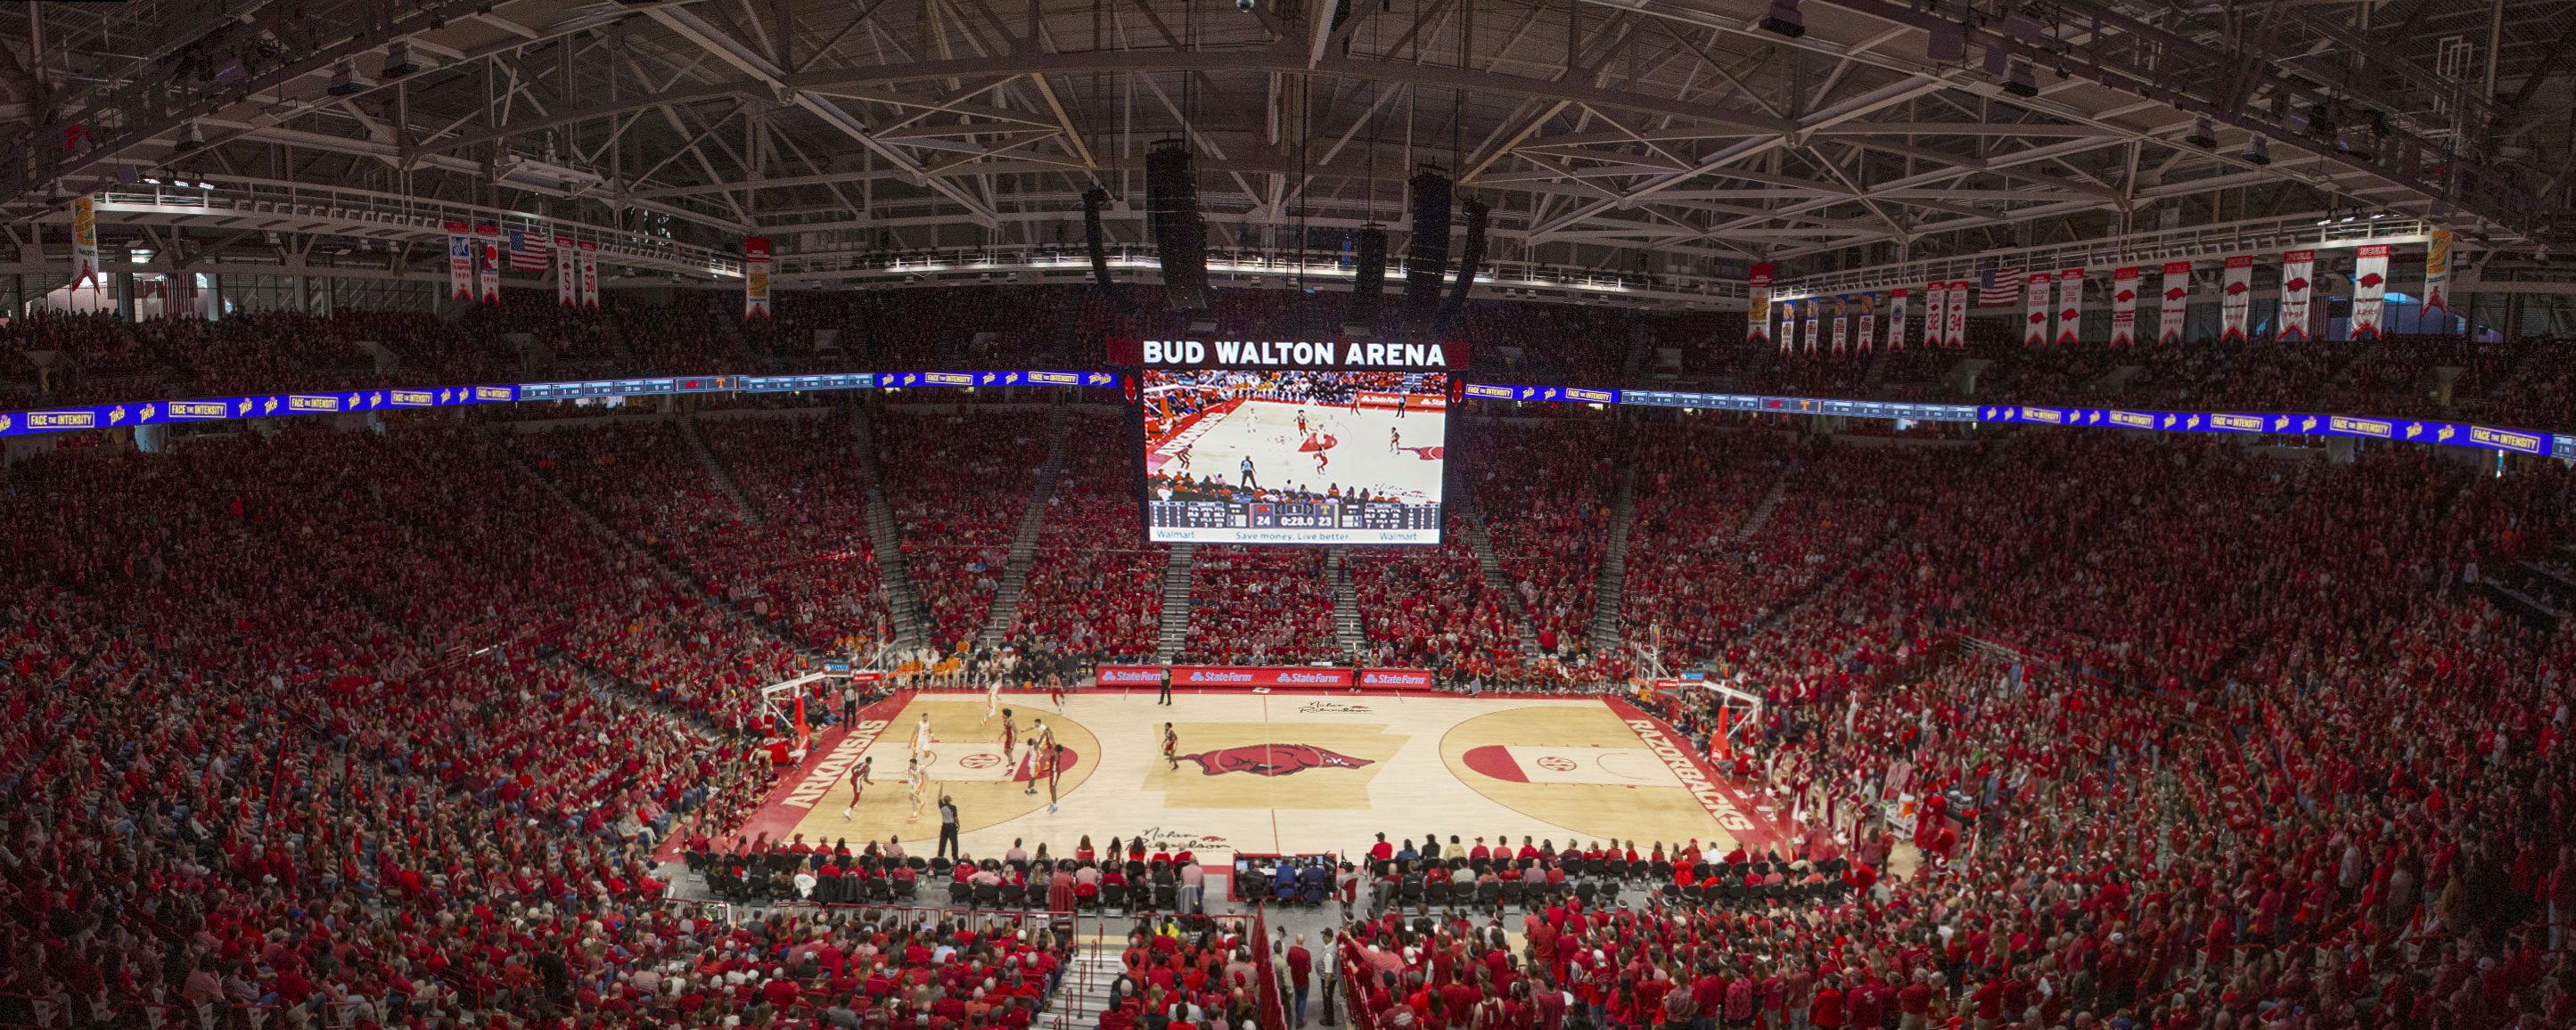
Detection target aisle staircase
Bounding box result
[1456,491,1544,658]
[1329,547,1366,660]
[1735,470,1790,542]
[600,310,641,372]
[1858,345,1894,391]
[979,406,1073,650]
[1053,943,1130,1030]
[1153,544,1197,662]
[1587,465,1639,654]
[851,403,931,650]
[677,413,762,527]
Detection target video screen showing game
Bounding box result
[1141,370,1448,545]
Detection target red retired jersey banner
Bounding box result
[2350,245,2390,340]
[2277,250,2316,342]
[2055,269,2084,347]
[2159,262,2193,345]
[2109,267,2139,347]
[554,236,578,307]
[577,241,600,307]
[1747,264,1774,344]
[2023,273,2053,347]
[1945,281,1969,347]
[1886,289,1907,352]
[2219,255,2253,344]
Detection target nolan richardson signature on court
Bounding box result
[1132,827,1230,851]
[1296,701,1371,714]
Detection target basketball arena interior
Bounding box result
[4,1,2576,1028]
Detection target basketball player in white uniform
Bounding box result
[910,713,935,768]
[981,676,1002,727]
[905,758,930,822]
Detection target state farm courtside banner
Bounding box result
[1095,666,1433,690]
[1945,281,1969,347]
[2351,245,2390,340]
[70,195,100,290]
[447,222,473,300]
[2023,273,2053,347]
[2278,250,2316,342]
[2055,268,2084,347]
[2159,262,2192,345]
[743,237,772,319]
[474,225,502,304]
[577,241,600,307]
[1830,296,1850,357]
[1886,289,1908,352]
[2109,267,2139,347]
[2423,229,2453,321]
[2219,255,2253,344]
[1746,263,1774,345]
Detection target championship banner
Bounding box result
[577,241,600,307]
[2277,249,2316,342]
[2023,273,2053,347]
[2351,245,2391,340]
[743,237,773,319]
[1803,300,1822,356]
[70,195,101,290]
[2159,262,2193,345]
[2055,268,2085,347]
[1886,289,1907,352]
[2219,255,2253,344]
[474,225,502,304]
[1776,299,1796,356]
[554,236,578,307]
[1856,292,1876,354]
[1945,281,1970,347]
[445,222,473,300]
[1829,296,1850,357]
[1747,263,1774,345]
[2109,267,2139,347]
[2423,229,2453,322]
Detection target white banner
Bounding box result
[2350,245,2390,340]
[1945,281,1969,347]
[578,241,600,307]
[2023,273,2052,347]
[554,236,578,307]
[1886,289,1908,352]
[446,222,472,300]
[2219,255,2253,344]
[1804,304,1821,356]
[1777,299,1795,356]
[2277,249,2316,342]
[2159,262,2192,346]
[2109,266,2139,347]
[1856,293,1876,354]
[1915,284,1939,350]
[1829,296,1850,356]
[2055,268,2084,347]
[744,237,773,319]
[1747,264,1774,346]
[475,225,502,304]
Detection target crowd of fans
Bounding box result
[1179,546,1343,666]
[875,405,1050,651]
[1009,413,1165,664]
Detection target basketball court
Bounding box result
[734,690,1788,862]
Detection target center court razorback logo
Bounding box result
[1178,743,1374,777]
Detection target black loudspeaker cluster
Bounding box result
[1145,141,1210,312]
[1081,187,1124,307]
[1403,167,1453,331]
[1440,195,1490,331]
[1345,225,1390,335]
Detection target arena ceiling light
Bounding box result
[1759,0,1805,38]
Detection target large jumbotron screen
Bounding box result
[1140,369,1448,545]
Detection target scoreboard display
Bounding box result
[1138,368,1449,545]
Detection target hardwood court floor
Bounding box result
[752,691,1784,863]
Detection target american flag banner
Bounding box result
[1979,266,2025,307]
[507,229,551,271]
[2022,273,2052,347]
[1886,289,1907,352]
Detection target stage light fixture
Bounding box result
[1759,0,1804,38]
[173,121,204,153]
[2001,60,2038,98]
[2241,135,2270,166]
[382,40,419,79]
[2184,116,2216,150]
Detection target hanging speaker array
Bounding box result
[1080,186,1120,303]
[1345,225,1390,335]
[1144,141,1210,312]
[1402,167,1453,332]
[1440,195,1489,330]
